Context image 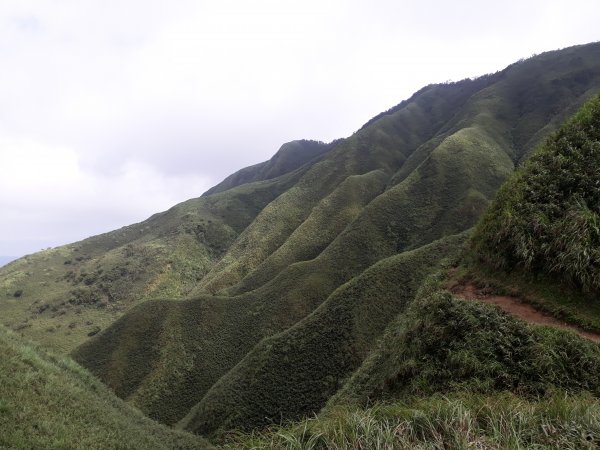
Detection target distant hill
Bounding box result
[1,42,600,444]
[202,139,336,196]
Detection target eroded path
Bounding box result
[450,282,600,343]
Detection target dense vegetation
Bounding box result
[472,93,600,294]
[222,277,600,449]
[0,324,211,449]
[331,279,600,408]
[224,393,600,449]
[179,234,467,436]
[1,43,600,448]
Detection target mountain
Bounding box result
[203,139,336,195]
[222,70,600,450]
[0,323,211,449]
[2,42,600,444]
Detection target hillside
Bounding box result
[2,42,600,445]
[0,324,211,449]
[0,147,308,352]
[70,42,600,434]
[3,44,600,356]
[471,91,600,295]
[222,83,600,450]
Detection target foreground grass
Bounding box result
[0,325,211,450]
[223,392,600,449]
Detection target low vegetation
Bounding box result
[0,324,211,449]
[331,279,600,408]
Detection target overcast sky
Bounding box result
[1,0,599,259]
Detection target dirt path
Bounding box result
[449,282,600,343]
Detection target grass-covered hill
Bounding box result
[223,280,600,449]
[2,42,600,446]
[221,92,600,448]
[0,323,212,449]
[2,44,598,356]
[0,144,310,352]
[68,42,600,434]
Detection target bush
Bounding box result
[471,93,600,294]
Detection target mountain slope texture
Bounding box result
[223,58,600,450]
[0,324,211,449]
[1,42,600,447]
[471,92,600,294]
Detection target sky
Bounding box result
[0,0,599,259]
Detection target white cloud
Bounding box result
[0,0,599,256]
[0,133,210,254]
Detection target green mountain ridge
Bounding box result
[73,42,600,433]
[225,66,600,450]
[2,42,600,447]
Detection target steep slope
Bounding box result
[179,233,467,436]
[223,95,600,446]
[69,43,600,431]
[0,324,211,449]
[472,92,600,295]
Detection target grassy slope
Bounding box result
[179,233,467,437]
[193,77,487,295]
[232,278,600,449]
[259,93,600,448]
[471,92,600,294]
[330,279,600,409]
[0,163,303,353]
[73,76,496,426]
[72,43,600,431]
[0,324,212,450]
[223,393,600,449]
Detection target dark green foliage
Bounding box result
[472,93,600,294]
[69,43,600,436]
[179,234,467,437]
[332,280,600,408]
[0,325,212,450]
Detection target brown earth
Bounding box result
[449,281,600,343]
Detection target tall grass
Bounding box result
[472,93,600,295]
[223,393,600,449]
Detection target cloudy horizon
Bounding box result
[1,0,599,260]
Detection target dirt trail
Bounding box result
[449,282,600,343]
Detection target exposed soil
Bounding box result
[449,281,600,343]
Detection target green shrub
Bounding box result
[472,94,600,294]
